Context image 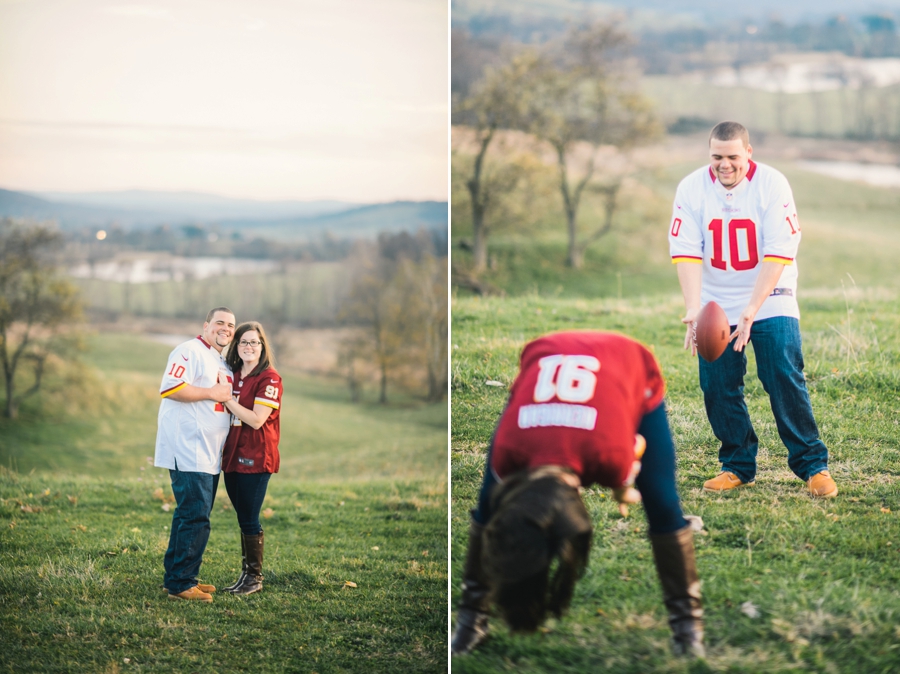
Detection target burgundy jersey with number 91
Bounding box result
[490,331,665,489]
[222,367,282,474]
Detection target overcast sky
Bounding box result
[0,0,448,202]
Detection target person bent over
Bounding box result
[451,331,703,657]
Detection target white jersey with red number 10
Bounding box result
[154,335,232,475]
[668,160,802,324]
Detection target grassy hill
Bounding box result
[0,334,447,673]
[451,135,900,670]
[451,292,900,673]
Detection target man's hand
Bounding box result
[681,307,701,356]
[729,305,757,352]
[728,261,784,352]
[210,373,232,403]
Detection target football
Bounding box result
[694,301,731,361]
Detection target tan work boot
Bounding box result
[703,471,754,492]
[808,470,838,498]
[162,583,215,594]
[167,586,213,603]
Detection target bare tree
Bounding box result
[339,232,448,404]
[339,243,406,404]
[456,52,537,272]
[0,220,83,419]
[399,253,448,401]
[522,22,661,268]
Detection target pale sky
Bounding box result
[0,0,448,202]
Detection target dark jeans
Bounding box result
[164,468,219,593]
[698,315,828,483]
[473,402,687,535]
[224,472,272,535]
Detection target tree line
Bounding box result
[0,220,448,417]
[340,230,448,403]
[455,13,900,89]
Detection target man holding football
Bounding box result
[451,331,704,658]
[155,307,236,602]
[669,121,836,498]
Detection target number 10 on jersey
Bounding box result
[708,218,758,271]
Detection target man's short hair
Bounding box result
[206,306,234,323]
[709,121,750,148]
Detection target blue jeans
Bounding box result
[699,315,828,483]
[473,402,687,535]
[163,467,219,593]
[223,472,271,535]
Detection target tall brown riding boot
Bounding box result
[450,520,490,655]
[649,524,705,657]
[223,534,247,592]
[231,530,264,596]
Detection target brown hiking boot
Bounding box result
[703,471,754,492]
[808,470,838,498]
[167,586,213,603]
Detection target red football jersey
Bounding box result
[491,331,665,489]
[222,367,282,474]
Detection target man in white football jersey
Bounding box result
[668,122,837,498]
[155,307,236,601]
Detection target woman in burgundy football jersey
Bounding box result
[221,321,283,595]
[451,331,703,658]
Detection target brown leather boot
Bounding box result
[649,524,705,658]
[222,534,247,592]
[450,520,490,656]
[231,530,263,596]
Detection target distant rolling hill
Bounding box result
[452,0,900,26]
[31,189,354,222]
[241,201,449,240]
[0,188,447,239]
[0,188,133,226]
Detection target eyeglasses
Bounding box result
[239,340,261,348]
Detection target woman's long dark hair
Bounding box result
[225,321,276,377]
[481,468,593,632]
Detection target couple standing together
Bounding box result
[154,307,283,602]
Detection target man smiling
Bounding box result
[668,122,836,498]
[155,307,236,602]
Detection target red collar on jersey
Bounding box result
[196,335,212,349]
[708,160,758,184]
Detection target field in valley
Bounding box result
[0,333,448,673]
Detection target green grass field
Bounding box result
[450,292,900,673]
[0,334,448,673]
[450,146,900,672]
